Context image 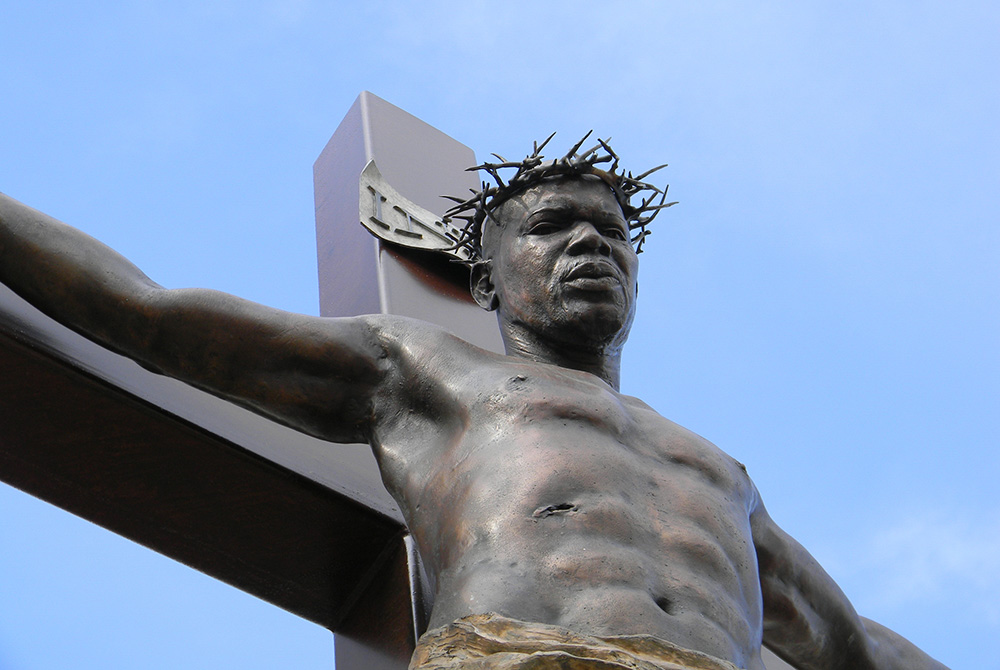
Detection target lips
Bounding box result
[565,261,619,280]
[563,261,622,289]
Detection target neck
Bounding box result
[499,321,623,390]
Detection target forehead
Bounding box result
[495,176,626,228]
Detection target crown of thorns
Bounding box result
[442,131,676,264]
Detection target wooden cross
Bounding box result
[0,92,794,670]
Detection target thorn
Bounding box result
[565,130,594,159]
[596,138,620,172]
[635,229,649,254]
[631,229,650,245]
[639,192,658,210]
[596,138,618,161]
[535,132,557,156]
[634,164,668,180]
[579,143,601,160]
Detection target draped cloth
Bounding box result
[410,613,741,670]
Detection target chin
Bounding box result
[560,306,633,350]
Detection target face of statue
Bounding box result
[473,176,639,352]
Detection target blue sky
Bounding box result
[1,2,997,668]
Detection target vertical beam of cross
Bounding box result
[312,90,503,670]
[314,91,502,350]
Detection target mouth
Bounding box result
[563,261,622,290]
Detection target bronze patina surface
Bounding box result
[0,138,949,670]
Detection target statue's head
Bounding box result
[447,134,675,353]
[446,132,674,264]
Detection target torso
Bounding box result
[369,328,765,669]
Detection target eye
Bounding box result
[602,227,627,241]
[527,221,565,235]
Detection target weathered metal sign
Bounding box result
[359,160,472,262]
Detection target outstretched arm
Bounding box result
[0,192,387,443]
[751,496,949,670]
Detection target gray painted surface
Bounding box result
[762,647,796,670]
[314,90,503,354]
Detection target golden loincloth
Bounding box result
[410,613,741,670]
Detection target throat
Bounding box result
[499,323,623,390]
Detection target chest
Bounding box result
[452,367,748,499]
[374,361,751,519]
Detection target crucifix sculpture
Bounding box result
[0,93,948,670]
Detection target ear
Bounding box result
[470,261,499,311]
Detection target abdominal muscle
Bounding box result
[411,426,763,667]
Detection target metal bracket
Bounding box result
[359,160,472,262]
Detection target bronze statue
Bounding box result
[0,136,949,670]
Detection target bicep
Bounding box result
[138,290,391,442]
[751,500,872,667]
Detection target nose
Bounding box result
[566,221,611,256]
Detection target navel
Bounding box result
[654,595,676,615]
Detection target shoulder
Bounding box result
[353,313,498,374]
[354,313,479,349]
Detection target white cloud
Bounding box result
[846,508,1000,623]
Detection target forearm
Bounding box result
[861,618,949,670]
[0,194,283,411]
[0,192,162,352]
